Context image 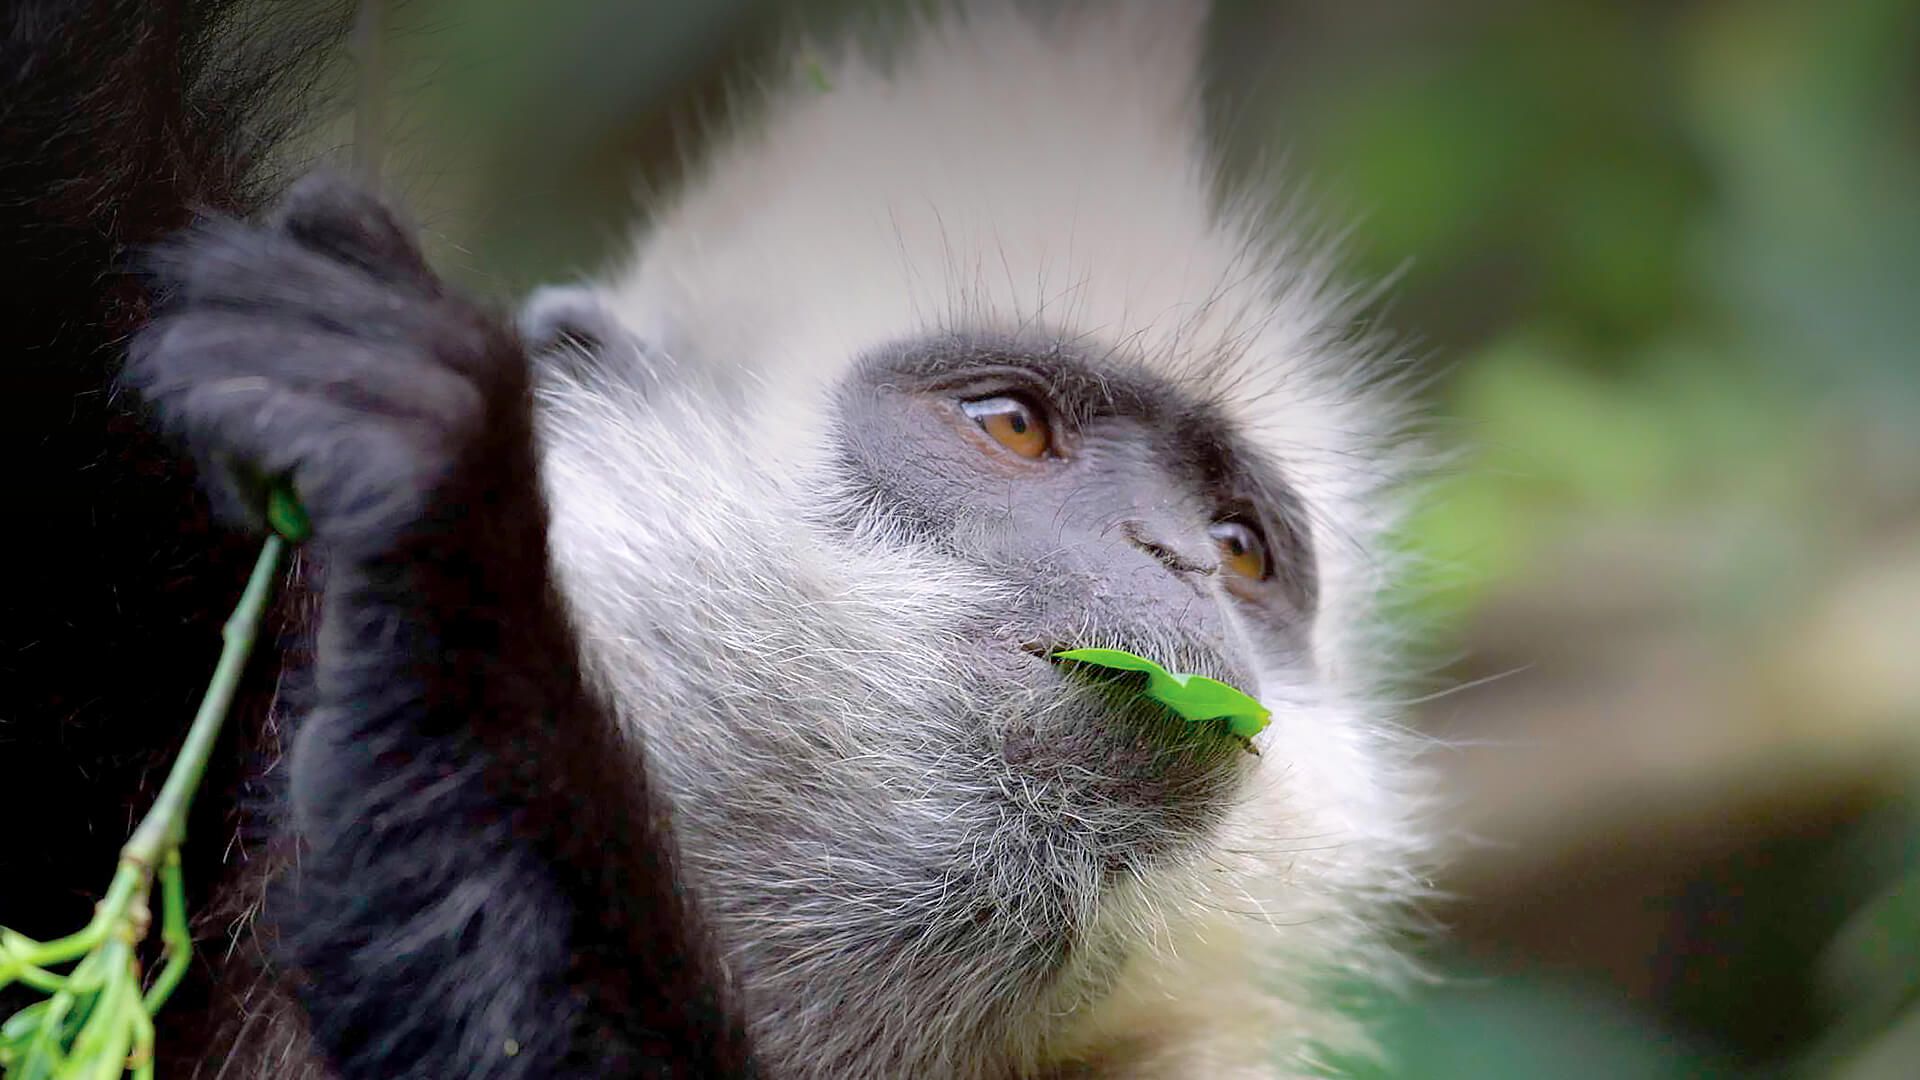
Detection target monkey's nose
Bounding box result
[1119,519,1216,578]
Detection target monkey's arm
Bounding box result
[126,173,754,1080]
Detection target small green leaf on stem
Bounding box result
[1052,648,1272,738]
[265,486,311,544]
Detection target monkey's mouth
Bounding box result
[1016,641,1263,753]
[997,642,1255,843]
[1017,641,1061,663]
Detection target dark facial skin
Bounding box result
[828,335,1321,867]
[836,333,1316,660]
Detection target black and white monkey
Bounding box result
[3,1,1429,1077]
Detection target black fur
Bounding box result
[130,173,756,1079]
[5,3,754,1076]
[2,0,347,1068]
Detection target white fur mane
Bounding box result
[542,3,1431,1076]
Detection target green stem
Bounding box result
[140,853,190,1013]
[121,536,285,866]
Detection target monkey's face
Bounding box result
[535,318,1371,1068]
[826,334,1322,849]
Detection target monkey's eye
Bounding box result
[961,395,1053,459]
[1208,520,1269,580]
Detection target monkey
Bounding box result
[4,1,1430,1077]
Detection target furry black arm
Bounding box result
[125,173,757,1080]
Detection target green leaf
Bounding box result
[266,485,311,544]
[1051,648,1271,738]
[1,1000,53,1050]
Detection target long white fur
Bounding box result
[536,3,1429,1076]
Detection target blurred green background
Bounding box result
[350,0,1920,1075]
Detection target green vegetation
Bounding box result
[1,539,290,1079]
[1052,648,1272,738]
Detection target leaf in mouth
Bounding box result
[1051,648,1271,738]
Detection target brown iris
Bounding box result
[1208,520,1269,580]
[961,395,1052,459]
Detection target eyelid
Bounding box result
[1208,518,1270,580]
[923,365,1066,407]
[948,373,1075,447]
[1223,501,1318,613]
[961,392,1058,459]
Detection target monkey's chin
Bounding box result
[986,641,1254,840]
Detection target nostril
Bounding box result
[1120,519,1215,577]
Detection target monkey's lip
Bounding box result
[1014,641,1260,759]
[1017,641,1253,714]
[1017,640,1239,682]
[1018,640,1095,672]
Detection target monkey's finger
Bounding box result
[127,312,487,437]
[146,222,440,343]
[269,171,442,295]
[141,378,452,543]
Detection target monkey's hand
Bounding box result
[126,171,535,560]
[123,173,751,1080]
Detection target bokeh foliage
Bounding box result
[1242,2,1920,1075]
